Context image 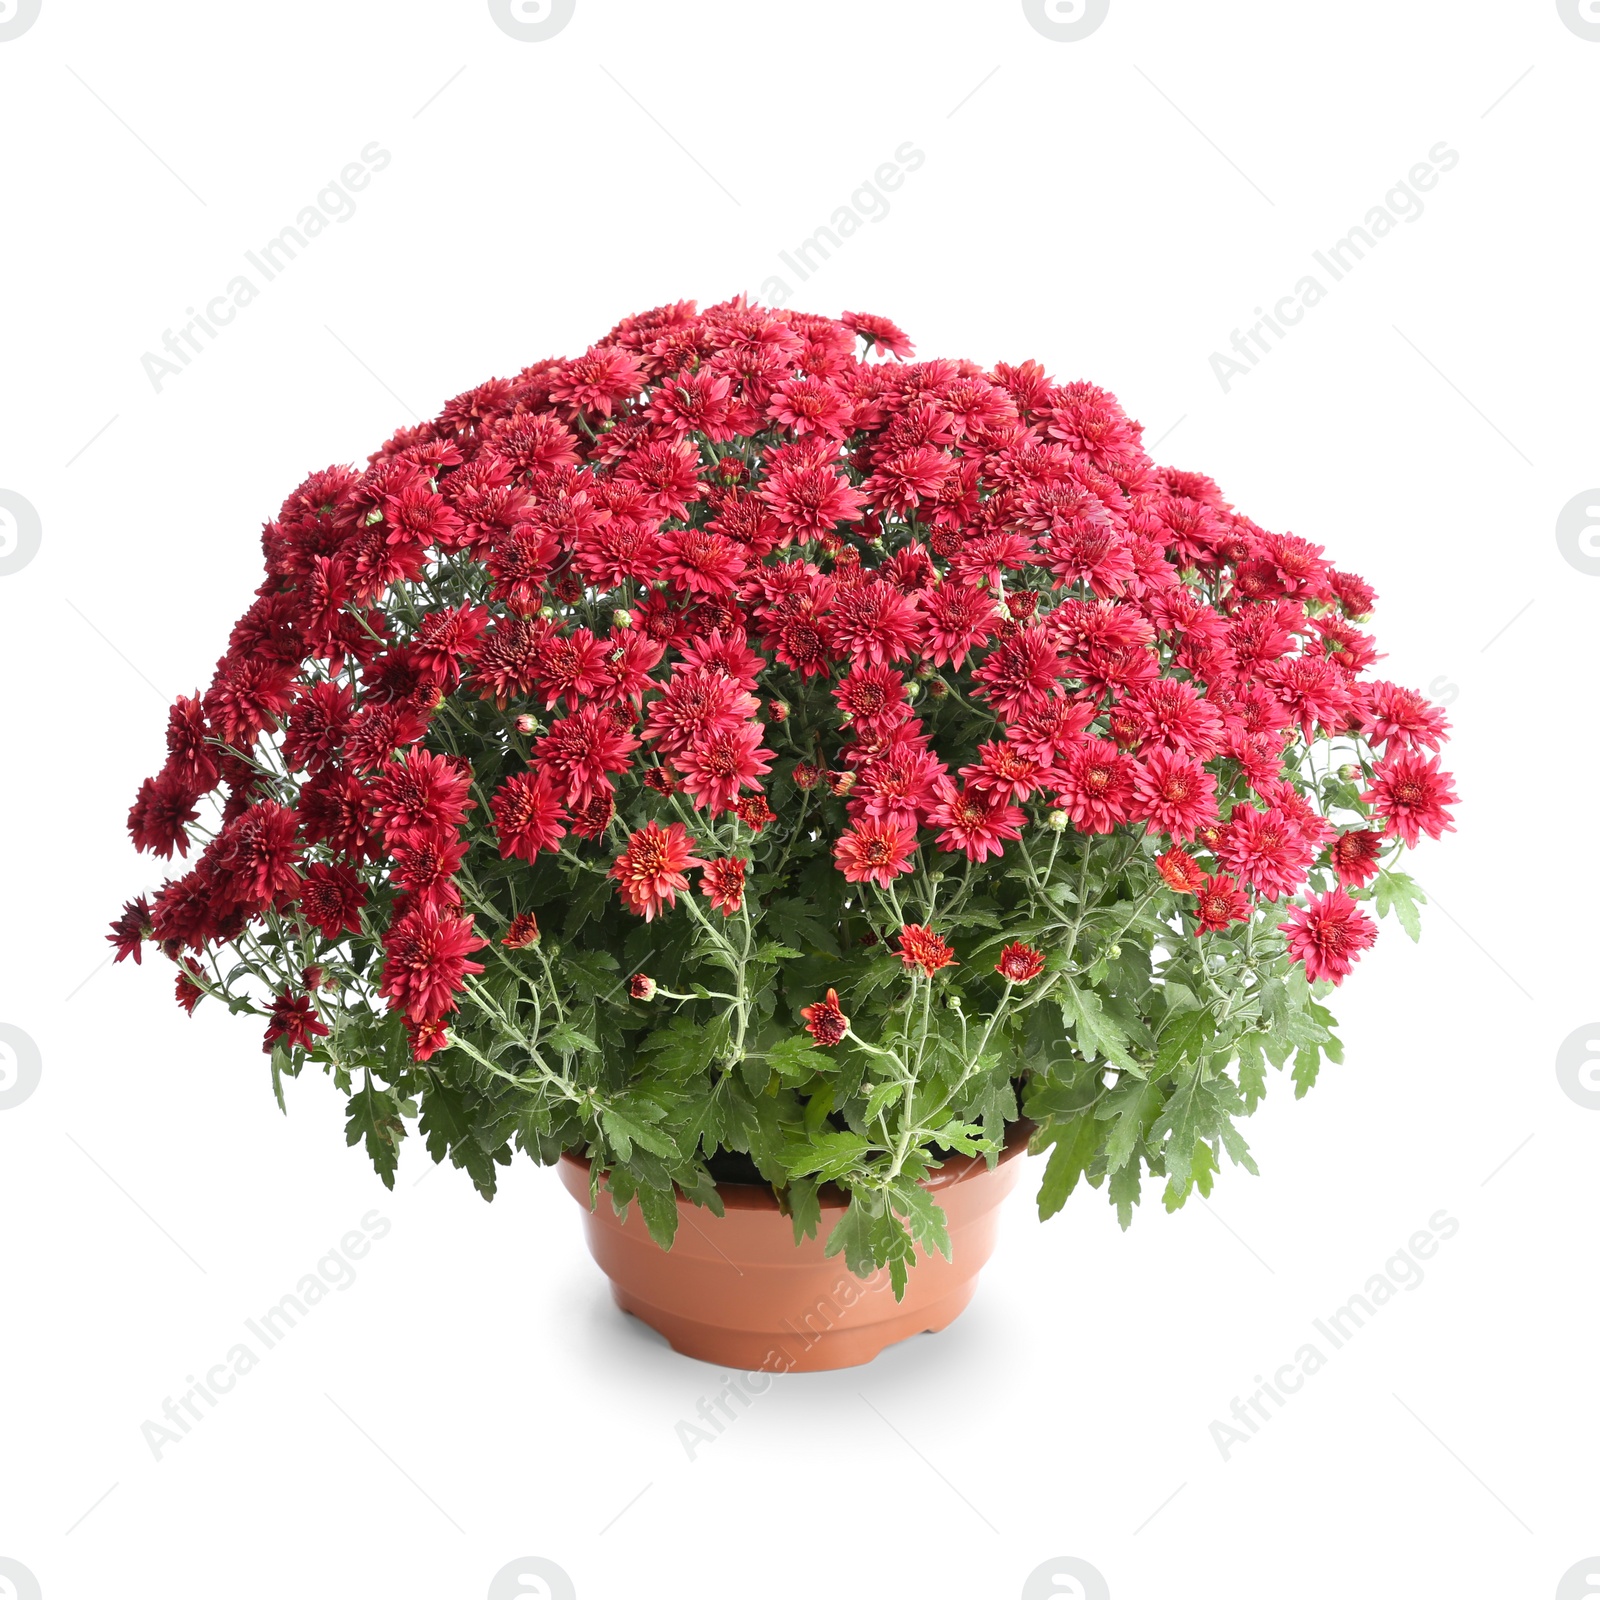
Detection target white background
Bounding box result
[2,2,1597,1597]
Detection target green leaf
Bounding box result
[755,940,805,963]
[600,1106,679,1163]
[1099,1078,1164,1174]
[1291,1045,1322,1098]
[545,1022,599,1057]
[864,1078,904,1122]
[891,1183,951,1262]
[766,1032,822,1084]
[1156,1008,1214,1076]
[824,1195,916,1298]
[1061,981,1142,1076]
[344,1078,405,1189]
[633,1181,680,1249]
[1372,869,1426,942]
[929,1120,985,1156]
[1235,1034,1269,1112]
[782,1177,822,1245]
[418,1078,504,1199]
[789,1129,872,1183]
[1109,1161,1142,1229]
[1036,1115,1101,1220]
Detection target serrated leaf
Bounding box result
[1036,1115,1101,1220]
[1372,869,1426,941]
[1099,1077,1164,1174]
[1062,981,1142,1076]
[1109,1161,1142,1229]
[891,1182,951,1262]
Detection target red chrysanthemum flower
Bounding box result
[994,941,1046,983]
[175,957,207,1015]
[298,860,367,939]
[263,989,329,1054]
[610,819,704,921]
[970,627,1065,719]
[759,461,866,539]
[107,896,152,964]
[1279,888,1378,985]
[671,723,773,815]
[928,781,1024,863]
[895,924,957,976]
[1155,847,1207,894]
[701,856,748,916]
[833,818,919,887]
[371,749,475,848]
[389,830,467,911]
[1053,739,1137,835]
[840,311,914,358]
[1358,681,1450,753]
[1192,873,1250,934]
[735,793,776,832]
[532,625,611,711]
[1327,828,1385,888]
[1214,806,1315,901]
[378,904,487,1023]
[535,703,641,810]
[660,526,748,598]
[644,665,757,756]
[491,769,568,861]
[1133,749,1220,842]
[127,770,201,859]
[916,581,995,668]
[1362,751,1458,847]
[800,988,849,1046]
[501,911,541,949]
[828,579,921,666]
[212,801,303,906]
[767,376,854,439]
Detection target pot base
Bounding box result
[560,1127,1029,1372]
[609,1279,980,1372]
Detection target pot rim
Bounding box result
[558,1117,1035,1213]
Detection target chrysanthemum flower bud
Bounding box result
[769,699,790,722]
[612,608,633,629]
[927,679,948,699]
[629,974,656,1001]
[1338,763,1362,781]
[539,606,556,621]
[514,714,537,735]
[1047,810,1069,831]
[1107,943,1121,959]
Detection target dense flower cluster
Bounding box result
[111,299,1454,1277]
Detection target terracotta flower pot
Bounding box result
[558,1124,1031,1371]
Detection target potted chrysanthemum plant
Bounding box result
[110,299,1457,1371]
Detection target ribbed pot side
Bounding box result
[558,1126,1030,1372]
